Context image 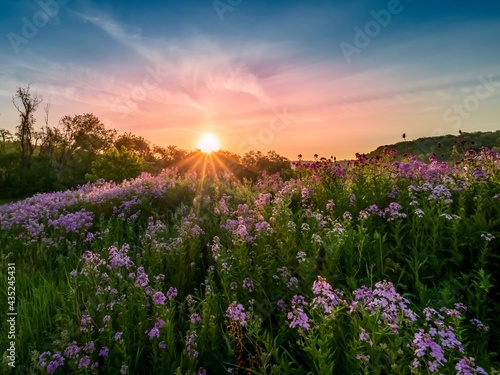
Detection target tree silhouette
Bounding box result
[12,85,43,169]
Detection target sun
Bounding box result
[197,134,220,154]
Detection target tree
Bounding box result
[12,85,43,169]
[85,146,144,182]
[53,113,116,185]
[115,133,152,160]
[0,129,13,151]
[0,128,18,196]
[38,101,55,157]
[241,150,292,180]
[152,145,188,170]
[259,150,292,178]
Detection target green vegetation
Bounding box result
[0,147,499,374]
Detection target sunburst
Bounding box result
[197,134,220,154]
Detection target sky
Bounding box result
[0,0,499,160]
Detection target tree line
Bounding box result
[0,85,292,201]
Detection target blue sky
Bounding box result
[1,0,499,159]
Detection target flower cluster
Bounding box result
[226,302,247,326]
[311,276,344,315]
[351,280,417,332]
[147,318,166,340]
[287,295,310,331]
[455,357,488,375]
[39,352,65,373]
[411,328,447,373]
[185,330,199,358]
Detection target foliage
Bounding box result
[242,150,293,180]
[52,113,117,186]
[86,147,145,183]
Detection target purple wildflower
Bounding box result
[411,329,447,372]
[153,291,166,305]
[45,353,64,374]
[185,330,199,358]
[80,315,93,333]
[242,278,254,292]
[83,341,95,353]
[352,280,417,325]
[167,287,177,300]
[470,319,489,332]
[135,266,149,287]
[326,199,335,210]
[148,326,160,340]
[383,202,407,221]
[99,347,109,357]
[359,328,370,343]
[480,233,495,242]
[78,356,91,370]
[311,276,343,315]
[287,295,310,331]
[455,357,488,375]
[277,299,287,310]
[356,354,370,363]
[108,244,133,269]
[190,313,201,324]
[226,302,247,326]
[64,341,80,358]
[428,184,452,202]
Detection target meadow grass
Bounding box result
[0,149,499,374]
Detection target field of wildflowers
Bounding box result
[1,148,499,374]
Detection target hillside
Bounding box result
[367,131,500,162]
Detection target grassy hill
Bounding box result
[367,130,500,162]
